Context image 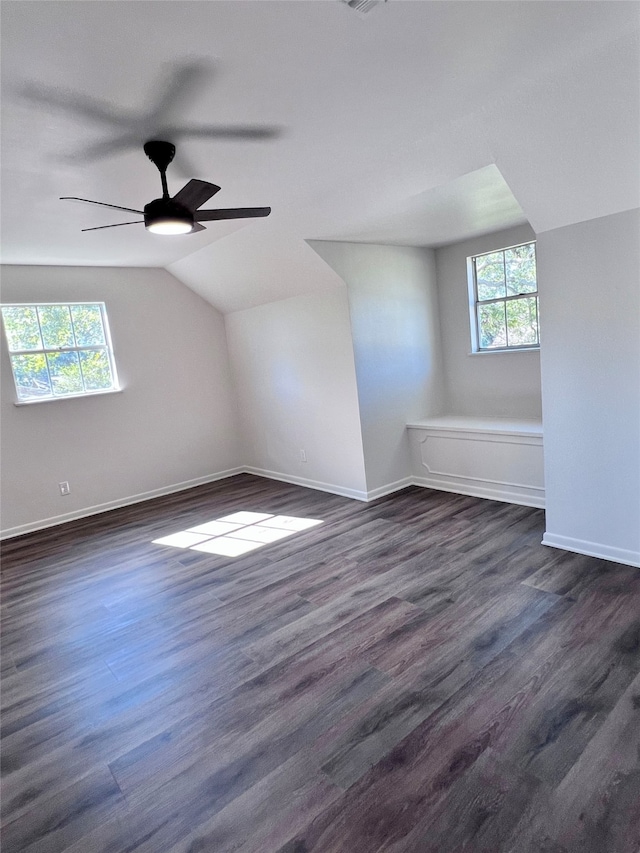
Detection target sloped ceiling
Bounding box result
[1,1,638,313]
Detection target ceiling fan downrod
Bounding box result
[143,140,175,199]
[142,140,194,233]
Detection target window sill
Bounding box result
[468,347,540,356]
[13,388,123,406]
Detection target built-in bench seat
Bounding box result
[406,415,544,508]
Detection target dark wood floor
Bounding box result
[1,474,639,853]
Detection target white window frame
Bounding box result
[467,240,540,354]
[1,302,120,404]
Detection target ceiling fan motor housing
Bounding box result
[144,198,194,233]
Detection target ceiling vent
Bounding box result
[341,0,387,14]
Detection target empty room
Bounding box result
[1,2,639,852]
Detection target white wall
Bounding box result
[0,265,242,536]
[537,208,640,567]
[225,286,368,499]
[435,224,542,419]
[309,241,444,494]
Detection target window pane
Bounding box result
[79,349,114,391]
[475,252,506,301]
[71,304,106,346]
[506,297,539,346]
[1,306,42,351]
[38,305,74,349]
[505,244,537,296]
[47,351,83,395]
[479,301,507,348]
[11,354,51,400]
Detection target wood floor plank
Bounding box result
[173,756,340,853]
[1,474,638,853]
[392,747,545,853]
[0,765,125,853]
[316,589,561,790]
[499,672,640,853]
[109,662,388,799]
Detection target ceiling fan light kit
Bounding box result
[144,198,194,235]
[61,140,271,235]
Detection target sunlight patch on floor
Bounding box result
[152,513,323,557]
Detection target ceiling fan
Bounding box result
[61,140,271,235]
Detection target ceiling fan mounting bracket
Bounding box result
[143,140,176,173]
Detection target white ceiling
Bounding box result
[1,1,638,313]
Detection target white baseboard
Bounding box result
[542,532,640,569]
[0,468,245,540]
[365,477,415,501]
[5,469,635,572]
[2,468,544,541]
[246,469,415,503]
[243,467,369,502]
[413,475,545,509]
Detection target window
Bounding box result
[468,241,539,351]
[1,302,119,402]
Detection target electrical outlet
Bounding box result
[59,481,70,496]
[300,449,307,462]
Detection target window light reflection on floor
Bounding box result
[152,512,323,556]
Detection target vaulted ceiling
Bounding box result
[2,1,638,313]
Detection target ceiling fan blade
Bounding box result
[69,134,141,163]
[61,197,143,215]
[148,61,212,127]
[81,220,144,232]
[172,126,282,141]
[196,207,271,221]
[20,83,125,127]
[172,179,221,211]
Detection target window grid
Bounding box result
[469,241,539,352]
[1,302,119,402]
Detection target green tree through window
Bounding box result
[1,303,119,402]
[469,242,539,351]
